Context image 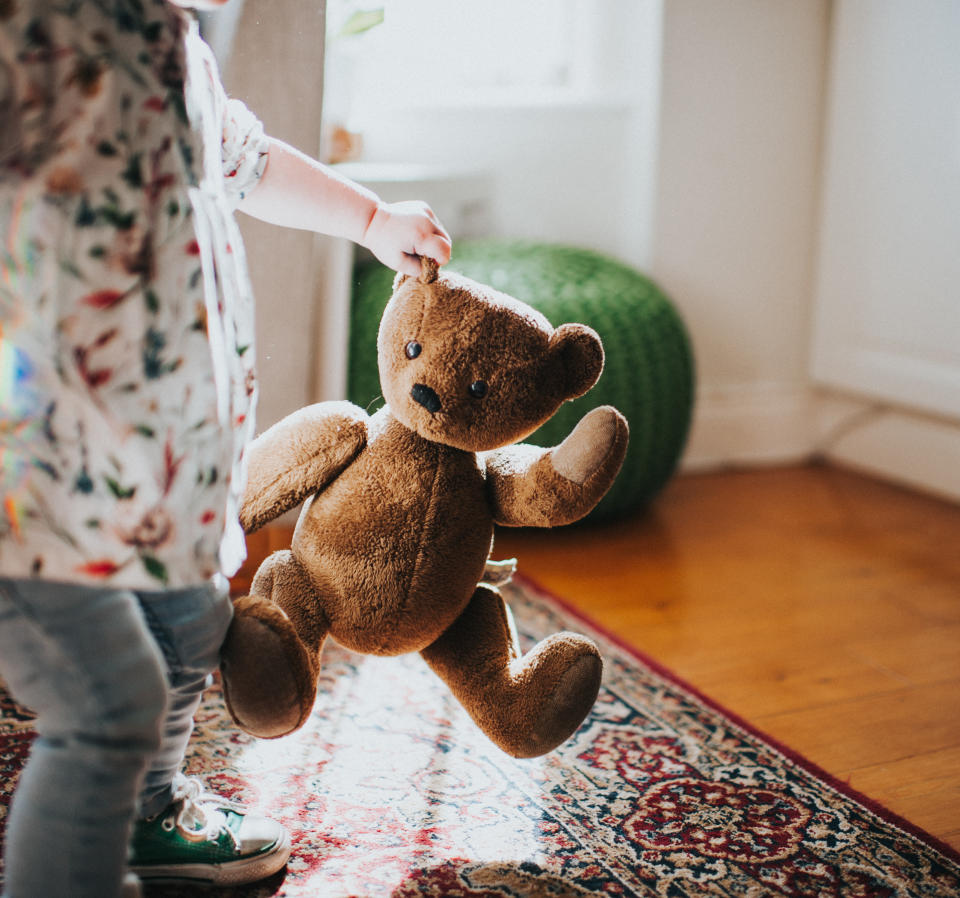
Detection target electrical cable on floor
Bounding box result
[810,400,889,462]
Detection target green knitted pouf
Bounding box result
[347,240,695,520]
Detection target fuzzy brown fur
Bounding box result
[220,257,629,757]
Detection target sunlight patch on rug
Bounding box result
[208,650,553,890]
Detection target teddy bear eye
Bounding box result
[405,341,422,360]
[468,380,488,399]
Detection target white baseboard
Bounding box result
[680,384,817,471]
[680,383,960,505]
[817,401,960,504]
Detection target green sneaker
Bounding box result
[129,776,291,886]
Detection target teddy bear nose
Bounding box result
[411,383,442,414]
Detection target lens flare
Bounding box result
[0,322,42,541]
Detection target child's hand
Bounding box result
[362,201,452,277]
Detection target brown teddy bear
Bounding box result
[220,257,629,758]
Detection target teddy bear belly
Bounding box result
[326,564,487,656]
[292,463,494,656]
[299,524,493,656]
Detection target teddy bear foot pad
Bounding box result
[220,596,317,739]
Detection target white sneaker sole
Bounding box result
[120,872,143,898]
[131,828,291,886]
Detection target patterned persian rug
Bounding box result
[1,576,959,897]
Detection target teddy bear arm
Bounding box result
[485,406,629,528]
[240,401,368,532]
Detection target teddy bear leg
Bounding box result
[421,586,602,758]
[220,550,329,739]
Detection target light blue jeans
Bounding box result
[0,577,233,898]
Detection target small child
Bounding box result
[0,1,451,896]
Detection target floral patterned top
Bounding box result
[0,0,269,589]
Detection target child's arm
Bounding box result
[237,137,451,277]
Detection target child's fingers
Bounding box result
[426,208,450,242]
[395,253,424,278]
[394,232,450,277]
[411,201,445,232]
[416,232,452,266]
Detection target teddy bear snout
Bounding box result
[411,383,442,414]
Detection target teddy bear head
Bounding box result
[377,258,604,453]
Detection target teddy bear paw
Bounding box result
[220,595,317,739]
[550,406,629,485]
[501,633,602,758]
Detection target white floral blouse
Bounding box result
[0,0,268,589]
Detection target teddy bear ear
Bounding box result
[419,256,439,283]
[393,258,438,292]
[550,323,605,399]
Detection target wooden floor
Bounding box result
[236,463,960,852]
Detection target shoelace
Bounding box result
[166,776,240,851]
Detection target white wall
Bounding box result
[808,0,960,503]
[650,0,831,469]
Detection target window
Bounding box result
[333,0,642,111]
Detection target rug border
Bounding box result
[515,572,960,869]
